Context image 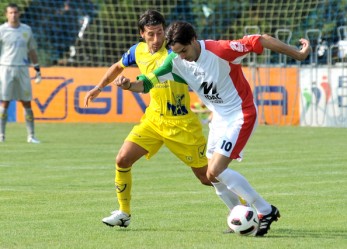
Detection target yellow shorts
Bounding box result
[125,109,207,168]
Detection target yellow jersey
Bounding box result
[119,41,193,117]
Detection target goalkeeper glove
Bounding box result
[34,64,42,84]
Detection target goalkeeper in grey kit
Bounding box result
[0,3,41,143]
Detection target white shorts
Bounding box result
[0,65,32,101]
[206,105,258,161]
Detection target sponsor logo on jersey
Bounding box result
[194,71,205,76]
[137,60,149,65]
[229,41,248,52]
[167,93,188,115]
[199,81,223,103]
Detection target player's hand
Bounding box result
[114,75,131,90]
[298,38,311,60]
[35,72,42,84]
[84,87,101,107]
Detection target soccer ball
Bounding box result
[227,205,259,236]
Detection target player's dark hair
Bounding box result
[5,3,20,12]
[166,21,197,46]
[138,10,165,32]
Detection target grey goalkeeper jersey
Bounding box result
[0,22,37,66]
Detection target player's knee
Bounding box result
[116,153,128,168]
[25,114,34,122]
[206,170,218,182]
[116,152,134,168]
[0,112,7,120]
[199,176,212,186]
[192,166,212,186]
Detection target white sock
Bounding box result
[24,108,35,138]
[212,181,241,210]
[216,168,271,215]
[0,106,7,137]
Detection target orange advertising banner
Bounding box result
[17,67,299,125]
[17,67,200,123]
[243,67,300,125]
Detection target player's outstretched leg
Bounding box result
[102,210,131,227]
[256,205,280,236]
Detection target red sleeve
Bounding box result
[204,35,263,62]
[229,35,263,54]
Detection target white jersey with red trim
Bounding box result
[143,35,264,123]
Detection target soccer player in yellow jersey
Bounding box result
[84,10,243,228]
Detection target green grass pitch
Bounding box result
[0,123,346,249]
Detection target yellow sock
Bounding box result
[115,164,132,214]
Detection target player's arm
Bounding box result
[114,72,158,93]
[96,61,125,89]
[84,61,124,107]
[27,30,42,83]
[114,75,146,93]
[28,49,41,83]
[28,49,39,65]
[84,44,139,106]
[114,53,186,93]
[260,34,310,61]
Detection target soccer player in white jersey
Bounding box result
[0,3,41,143]
[114,21,310,236]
